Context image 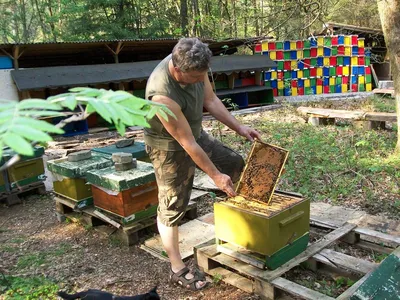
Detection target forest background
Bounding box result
[0,0,382,43]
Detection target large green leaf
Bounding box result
[18,99,63,111]
[14,117,65,134]
[87,99,111,123]
[11,125,53,142]
[3,134,34,156]
[61,95,78,110]
[18,110,65,117]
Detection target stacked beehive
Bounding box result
[256,35,372,97]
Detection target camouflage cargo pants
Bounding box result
[145,130,245,227]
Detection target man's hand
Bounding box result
[212,173,236,197]
[237,125,262,142]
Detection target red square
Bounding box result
[298,87,304,95]
[365,67,371,75]
[303,59,311,68]
[284,61,291,70]
[310,48,317,57]
[292,80,298,88]
[317,78,323,86]
[359,48,365,55]
[268,42,276,50]
[273,88,278,96]
[330,57,337,66]
[342,76,349,84]
[276,51,284,60]
[255,44,262,52]
[310,67,317,77]
[358,57,365,65]
[351,35,358,45]
[242,77,256,86]
[337,66,343,76]
[332,36,338,46]
[351,84,358,92]
[296,41,304,49]
[324,86,330,94]
[277,71,283,80]
[338,45,345,55]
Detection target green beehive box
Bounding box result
[366,74,372,84]
[310,78,316,86]
[336,76,342,85]
[324,37,332,47]
[47,153,113,202]
[284,51,291,60]
[277,61,284,70]
[329,67,336,76]
[330,85,335,93]
[365,57,370,66]
[92,141,147,161]
[1,147,46,189]
[303,40,310,48]
[303,69,310,78]
[265,81,271,88]
[331,47,338,56]
[214,141,310,270]
[214,81,229,90]
[337,56,344,65]
[310,58,317,67]
[276,42,283,49]
[305,87,313,95]
[303,49,310,58]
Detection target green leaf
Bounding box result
[0,111,14,123]
[3,134,34,156]
[85,104,96,114]
[14,117,64,134]
[130,114,150,127]
[18,111,65,117]
[119,97,148,110]
[0,101,17,111]
[69,87,91,92]
[147,106,159,119]
[87,99,111,123]
[111,102,134,125]
[18,99,63,111]
[157,109,169,121]
[115,120,126,136]
[11,125,53,142]
[61,95,78,110]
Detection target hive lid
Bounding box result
[46,153,113,178]
[85,161,155,192]
[92,141,146,159]
[236,140,289,205]
[1,146,44,166]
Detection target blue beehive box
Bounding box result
[323,67,330,77]
[298,79,304,87]
[232,93,248,108]
[284,41,291,50]
[298,60,304,69]
[323,77,329,86]
[310,38,317,47]
[317,57,323,67]
[343,57,351,65]
[323,47,331,56]
[0,56,13,69]
[265,72,272,81]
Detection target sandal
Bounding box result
[170,266,209,291]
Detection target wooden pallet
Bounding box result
[55,195,198,246]
[0,181,46,206]
[194,220,400,300]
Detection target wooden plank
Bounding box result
[372,88,394,96]
[262,223,357,281]
[297,107,365,119]
[317,249,377,275]
[208,266,254,294]
[92,209,121,229]
[271,277,335,300]
[364,111,397,122]
[356,240,394,254]
[217,243,266,269]
[354,227,400,247]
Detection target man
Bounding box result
[144,37,261,291]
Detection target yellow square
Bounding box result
[278,80,284,89]
[317,67,323,77]
[291,60,297,70]
[343,66,350,76]
[316,86,323,94]
[317,37,324,46]
[329,77,335,85]
[344,36,351,45]
[351,57,358,65]
[304,79,310,87]
[297,50,303,59]
[342,84,348,92]
[366,83,372,91]
[269,51,276,60]
[324,57,330,66]
[290,41,297,50]
[358,39,364,48]
[317,47,324,57]
[345,46,351,56]
[262,42,268,51]
[297,70,303,78]
[358,76,365,84]
[291,87,298,96]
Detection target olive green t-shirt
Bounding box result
[144,54,205,151]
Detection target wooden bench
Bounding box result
[297,107,397,130]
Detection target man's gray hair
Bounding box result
[172,38,212,72]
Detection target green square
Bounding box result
[310,78,316,86]
[284,51,291,60]
[278,61,284,70]
[366,74,372,83]
[304,40,310,48]
[365,57,370,66]
[324,38,332,47]
[336,77,342,85]
[329,85,335,93]
[265,81,271,88]
[276,42,283,49]
[303,69,310,78]
[329,67,336,76]
[310,58,317,67]
[331,47,338,56]
[305,87,313,95]
[278,89,284,96]
[303,49,310,58]
[284,71,291,79]
[337,56,343,65]
[359,84,365,91]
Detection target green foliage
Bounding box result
[0,275,59,300]
[0,88,175,160]
[212,273,223,285]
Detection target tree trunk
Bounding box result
[377,0,400,153]
[180,0,189,36]
[253,0,259,36]
[244,0,248,37]
[232,0,237,38]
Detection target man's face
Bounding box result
[175,68,207,85]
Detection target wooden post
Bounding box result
[104,42,124,64]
